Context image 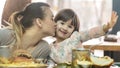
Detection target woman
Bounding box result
[0,2,56,59]
[49,9,118,63]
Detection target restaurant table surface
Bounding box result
[82,37,120,51]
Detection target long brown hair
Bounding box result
[8,2,50,49]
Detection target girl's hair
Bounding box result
[8,2,50,49]
[54,9,80,31]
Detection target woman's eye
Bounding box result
[51,18,54,21]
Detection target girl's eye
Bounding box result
[68,25,73,28]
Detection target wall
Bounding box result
[109,0,120,34]
[105,0,120,62]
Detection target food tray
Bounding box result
[0,63,47,68]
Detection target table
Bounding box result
[83,38,120,51]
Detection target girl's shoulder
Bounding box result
[70,31,81,39]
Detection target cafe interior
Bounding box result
[0,0,120,68]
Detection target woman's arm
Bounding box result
[0,28,15,46]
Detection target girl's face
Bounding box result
[56,20,75,40]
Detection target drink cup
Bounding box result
[72,49,92,68]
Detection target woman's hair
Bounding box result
[54,9,80,31]
[8,2,50,49]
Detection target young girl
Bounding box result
[50,9,118,63]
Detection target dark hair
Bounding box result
[54,9,80,31]
[8,2,50,49]
[20,2,50,28]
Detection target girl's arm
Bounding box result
[80,11,118,42]
[103,11,118,32]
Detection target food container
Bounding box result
[76,61,93,68]
[54,63,71,68]
[72,49,91,68]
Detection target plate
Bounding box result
[0,63,47,68]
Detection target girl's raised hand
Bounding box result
[108,11,118,29]
[103,11,119,32]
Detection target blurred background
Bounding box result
[0,0,120,62]
[0,0,112,31]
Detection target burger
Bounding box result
[0,49,48,67]
[11,49,34,63]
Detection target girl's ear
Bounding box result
[36,18,42,28]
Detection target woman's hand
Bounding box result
[103,11,119,32]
